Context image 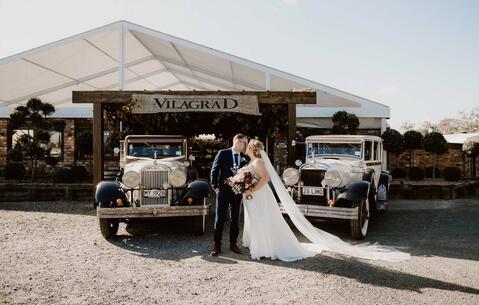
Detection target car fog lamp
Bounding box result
[187,197,193,204]
[169,169,187,187]
[116,198,123,206]
[184,160,191,167]
[282,168,300,186]
[122,171,140,188]
[322,170,342,188]
[295,159,303,167]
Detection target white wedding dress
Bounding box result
[242,150,410,262]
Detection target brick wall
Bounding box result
[387,144,479,177]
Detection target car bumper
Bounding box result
[97,204,211,219]
[279,203,358,220]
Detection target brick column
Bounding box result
[0,119,8,167]
[62,119,75,166]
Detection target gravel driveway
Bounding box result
[1,196,478,305]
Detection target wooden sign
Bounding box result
[131,94,261,115]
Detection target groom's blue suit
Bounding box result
[210,148,248,246]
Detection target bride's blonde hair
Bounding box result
[248,139,264,158]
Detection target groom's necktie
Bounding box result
[234,153,239,168]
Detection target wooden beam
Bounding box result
[72,90,316,105]
[288,103,297,165]
[92,103,104,187]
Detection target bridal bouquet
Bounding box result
[226,167,259,200]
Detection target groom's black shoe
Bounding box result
[210,245,221,257]
[230,243,242,254]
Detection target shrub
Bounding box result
[53,168,73,183]
[404,130,424,167]
[381,129,404,168]
[409,166,424,181]
[443,167,461,182]
[45,156,60,169]
[70,166,89,182]
[391,168,407,179]
[7,148,23,162]
[4,163,26,181]
[425,166,441,178]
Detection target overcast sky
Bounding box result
[0,0,477,129]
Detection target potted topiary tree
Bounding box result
[424,132,448,179]
[381,128,404,168]
[332,111,360,135]
[8,98,57,182]
[404,130,423,168]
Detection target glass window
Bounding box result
[306,142,362,158]
[11,129,33,147]
[364,141,372,160]
[373,141,380,161]
[128,143,183,158]
[11,129,63,158]
[46,131,63,158]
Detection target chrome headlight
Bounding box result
[321,170,342,188]
[169,169,187,187]
[282,168,300,186]
[122,171,140,188]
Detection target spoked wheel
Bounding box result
[350,197,370,240]
[99,218,119,239]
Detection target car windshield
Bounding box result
[128,143,183,158]
[307,142,362,158]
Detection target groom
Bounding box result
[210,134,249,256]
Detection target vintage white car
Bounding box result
[95,135,211,239]
[281,135,391,239]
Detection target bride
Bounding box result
[241,139,410,262]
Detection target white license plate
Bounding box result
[143,189,167,198]
[302,187,324,196]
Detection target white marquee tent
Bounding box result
[0,20,389,129]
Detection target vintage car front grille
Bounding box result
[300,169,325,186]
[300,169,327,205]
[140,168,170,205]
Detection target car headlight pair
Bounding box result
[321,170,342,188]
[122,169,187,188]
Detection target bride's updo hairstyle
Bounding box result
[248,139,264,158]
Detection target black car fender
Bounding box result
[95,181,129,207]
[179,179,210,205]
[337,181,370,203]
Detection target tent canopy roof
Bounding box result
[444,133,479,144]
[0,20,389,118]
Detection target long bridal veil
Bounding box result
[259,150,410,262]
